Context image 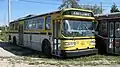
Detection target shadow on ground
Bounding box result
[0,42,97,59]
[0,42,118,60]
[0,42,44,58]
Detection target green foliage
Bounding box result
[81,4,103,14]
[92,4,103,14]
[58,0,80,9]
[0,26,9,42]
[59,0,103,14]
[110,3,120,13]
[11,55,120,66]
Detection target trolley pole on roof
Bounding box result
[8,0,10,25]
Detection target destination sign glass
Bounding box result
[63,10,93,17]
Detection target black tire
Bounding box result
[42,40,52,57]
[13,36,17,45]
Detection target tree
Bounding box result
[92,4,103,14]
[58,0,80,9]
[80,4,103,14]
[58,0,103,14]
[110,3,120,13]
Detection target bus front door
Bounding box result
[18,24,24,45]
[53,20,60,56]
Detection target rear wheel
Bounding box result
[13,36,17,45]
[42,40,52,57]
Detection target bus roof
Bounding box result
[10,10,60,24]
[95,12,120,20]
[10,8,93,24]
[63,8,93,12]
[95,12,120,17]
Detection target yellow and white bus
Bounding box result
[9,8,98,57]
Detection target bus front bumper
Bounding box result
[61,49,98,57]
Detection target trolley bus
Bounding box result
[9,8,98,57]
[95,12,120,55]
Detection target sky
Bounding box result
[0,0,120,26]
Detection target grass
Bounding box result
[6,54,119,66]
[0,30,8,42]
[0,43,120,66]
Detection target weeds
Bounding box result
[1,54,120,66]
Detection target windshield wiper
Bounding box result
[82,23,96,34]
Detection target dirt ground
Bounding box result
[0,42,120,67]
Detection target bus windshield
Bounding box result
[62,20,96,37]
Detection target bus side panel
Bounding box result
[24,34,30,48]
[30,34,42,51]
[23,33,53,52]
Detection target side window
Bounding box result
[24,18,44,30]
[24,20,28,30]
[11,24,15,30]
[45,16,51,30]
[115,22,120,37]
[15,23,18,30]
[32,20,36,29]
[37,18,44,29]
[110,22,114,37]
[9,24,13,30]
[99,20,107,36]
[28,20,33,29]
[24,20,29,30]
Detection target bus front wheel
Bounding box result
[42,40,52,57]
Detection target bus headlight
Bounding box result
[90,41,95,46]
[64,42,76,46]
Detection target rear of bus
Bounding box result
[59,8,98,57]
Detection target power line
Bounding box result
[1,0,120,7]
[1,0,120,8]
[19,0,60,5]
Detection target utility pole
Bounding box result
[8,0,10,26]
[7,0,10,34]
[100,2,103,14]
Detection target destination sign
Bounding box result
[63,10,93,17]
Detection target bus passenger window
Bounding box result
[11,24,15,30]
[15,23,18,30]
[9,24,13,30]
[45,16,51,30]
[28,21,33,29]
[24,20,28,30]
[32,20,36,29]
[37,18,44,29]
